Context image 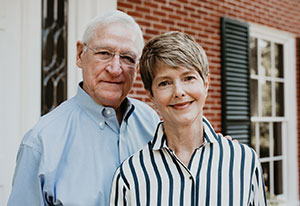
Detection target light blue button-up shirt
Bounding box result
[8,83,160,206]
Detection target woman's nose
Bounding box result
[173,83,185,98]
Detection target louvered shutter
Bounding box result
[221,17,250,145]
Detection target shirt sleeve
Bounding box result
[110,167,131,206]
[7,144,44,206]
[250,156,267,206]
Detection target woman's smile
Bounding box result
[169,100,194,110]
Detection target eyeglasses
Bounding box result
[84,43,138,68]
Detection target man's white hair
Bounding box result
[82,10,144,57]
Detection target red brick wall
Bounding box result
[118,0,300,133]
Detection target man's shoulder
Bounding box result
[127,98,160,130]
[21,98,79,147]
[37,98,78,128]
[129,97,152,109]
[128,97,158,117]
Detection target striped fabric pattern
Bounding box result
[110,118,267,206]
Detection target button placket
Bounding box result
[99,121,105,129]
[166,148,194,179]
[105,109,112,116]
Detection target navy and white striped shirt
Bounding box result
[110,118,267,206]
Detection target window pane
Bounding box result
[42,0,68,115]
[275,43,284,78]
[250,79,258,116]
[273,122,282,156]
[260,40,271,77]
[275,82,284,116]
[250,37,258,75]
[262,162,270,196]
[251,122,256,150]
[262,80,272,116]
[274,160,283,195]
[260,122,270,157]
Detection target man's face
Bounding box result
[76,22,140,110]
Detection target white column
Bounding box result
[67,0,117,98]
[0,0,41,205]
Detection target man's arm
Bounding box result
[7,144,44,205]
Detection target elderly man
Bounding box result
[8,10,160,205]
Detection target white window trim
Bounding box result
[250,23,299,205]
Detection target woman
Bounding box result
[110,31,266,206]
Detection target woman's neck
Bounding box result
[164,119,204,167]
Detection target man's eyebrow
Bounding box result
[93,45,113,50]
[93,45,137,57]
[123,51,137,58]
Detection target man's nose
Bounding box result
[106,55,122,77]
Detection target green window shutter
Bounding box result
[221,17,250,145]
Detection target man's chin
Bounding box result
[98,93,125,108]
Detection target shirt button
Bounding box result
[106,110,112,115]
[99,121,104,127]
[189,176,193,180]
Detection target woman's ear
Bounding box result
[145,89,159,111]
[145,89,153,101]
[205,74,210,94]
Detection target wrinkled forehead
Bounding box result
[91,22,143,56]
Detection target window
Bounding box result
[222,17,298,204]
[250,25,297,204]
[250,36,285,200]
[41,0,68,115]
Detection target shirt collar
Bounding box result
[74,82,135,126]
[202,116,219,144]
[150,116,219,151]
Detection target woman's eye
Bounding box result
[158,81,169,87]
[185,76,196,81]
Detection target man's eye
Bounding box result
[120,55,135,64]
[97,51,112,58]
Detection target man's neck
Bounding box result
[115,98,129,125]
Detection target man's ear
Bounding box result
[76,41,85,68]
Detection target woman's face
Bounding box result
[149,65,209,127]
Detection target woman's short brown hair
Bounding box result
[139,31,209,95]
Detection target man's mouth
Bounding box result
[102,81,123,85]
